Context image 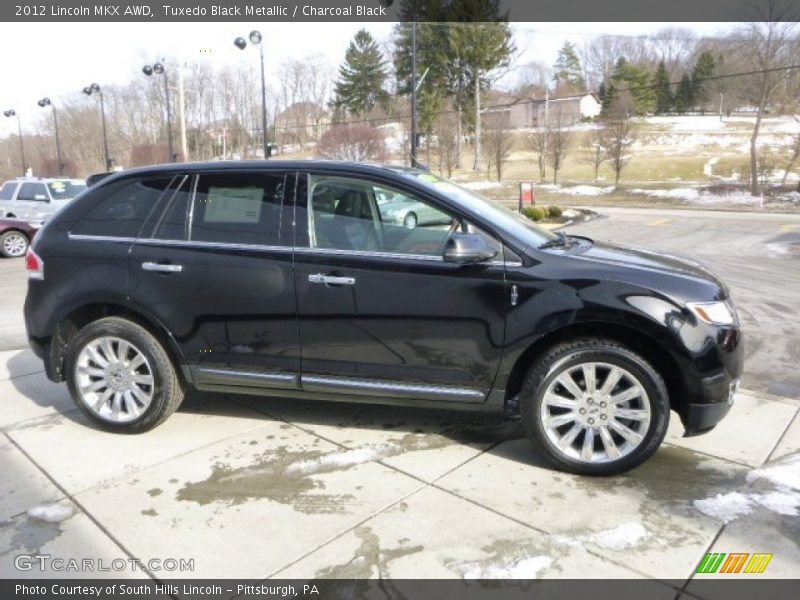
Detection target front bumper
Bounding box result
[683,378,738,436]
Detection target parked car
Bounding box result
[376,188,451,229]
[23,161,743,475]
[0,177,87,220]
[0,218,40,258]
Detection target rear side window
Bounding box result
[48,180,87,200]
[0,183,16,200]
[152,176,192,240]
[17,183,49,202]
[72,177,173,238]
[189,172,284,246]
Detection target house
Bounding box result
[483,93,602,129]
[274,102,331,145]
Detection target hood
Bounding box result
[565,238,729,298]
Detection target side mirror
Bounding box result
[443,232,498,265]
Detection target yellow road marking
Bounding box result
[647,218,672,226]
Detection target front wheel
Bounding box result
[0,230,29,258]
[65,317,186,432]
[403,212,418,229]
[520,339,669,476]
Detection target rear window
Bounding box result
[0,182,16,201]
[72,178,173,238]
[48,180,87,200]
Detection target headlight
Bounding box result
[686,301,736,326]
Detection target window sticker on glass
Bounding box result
[203,187,263,223]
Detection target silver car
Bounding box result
[0,177,87,220]
[376,188,451,229]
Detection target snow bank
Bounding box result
[546,184,614,196]
[630,188,763,205]
[461,180,502,190]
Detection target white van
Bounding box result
[0,178,87,220]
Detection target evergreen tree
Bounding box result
[553,41,585,91]
[653,60,673,114]
[333,29,390,116]
[691,50,716,111]
[609,57,656,115]
[674,73,693,113]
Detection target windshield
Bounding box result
[404,171,557,248]
[47,180,87,201]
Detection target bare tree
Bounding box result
[529,129,548,181]
[547,111,573,185]
[739,3,799,195]
[602,92,637,187]
[435,110,460,178]
[316,125,387,162]
[482,127,514,180]
[581,127,609,181]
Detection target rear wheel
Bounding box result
[403,212,418,229]
[0,230,29,258]
[520,339,669,476]
[65,317,185,432]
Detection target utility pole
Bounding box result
[473,68,482,171]
[178,64,189,161]
[410,22,419,167]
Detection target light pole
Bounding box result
[234,30,269,159]
[83,83,112,171]
[142,62,175,162]
[37,98,64,176]
[3,110,27,175]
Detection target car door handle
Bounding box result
[142,262,183,273]
[308,273,356,286]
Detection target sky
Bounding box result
[0,21,737,137]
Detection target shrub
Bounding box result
[540,206,551,218]
[316,125,388,162]
[522,206,546,221]
[548,205,563,218]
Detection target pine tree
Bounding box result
[609,57,655,115]
[691,51,716,112]
[333,29,390,116]
[674,73,693,114]
[553,41,585,92]
[653,60,673,114]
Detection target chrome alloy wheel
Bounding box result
[540,362,651,464]
[74,336,154,423]
[2,233,27,257]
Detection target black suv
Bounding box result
[24,161,743,475]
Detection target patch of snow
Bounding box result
[557,185,614,196]
[287,444,393,474]
[462,555,553,579]
[694,492,755,524]
[630,188,764,205]
[753,491,800,516]
[703,157,719,177]
[28,502,75,523]
[631,188,701,201]
[461,180,502,190]
[747,454,800,491]
[589,522,650,551]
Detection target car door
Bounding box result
[128,170,301,392]
[13,182,49,219]
[292,172,508,404]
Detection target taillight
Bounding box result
[26,249,44,280]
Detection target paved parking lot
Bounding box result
[0,207,798,592]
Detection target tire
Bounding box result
[65,317,186,432]
[403,212,418,229]
[520,338,669,476]
[0,230,29,258]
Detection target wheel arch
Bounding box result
[503,321,688,419]
[49,302,190,384]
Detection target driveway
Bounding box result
[0,207,798,592]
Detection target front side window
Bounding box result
[308,175,480,257]
[72,177,173,238]
[17,183,49,202]
[189,172,285,246]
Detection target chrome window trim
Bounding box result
[68,234,138,244]
[302,374,484,400]
[67,233,292,254]
[195,367,297,384]
[294,245,444,262]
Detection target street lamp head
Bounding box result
[38,98,51,108]
[234,37,247,50]
[3,110,15,117]
[82,86,92,95]
[142,65,153,76]
[90,83,101,93]
[249,30,262,45]
[153,63,165,75]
